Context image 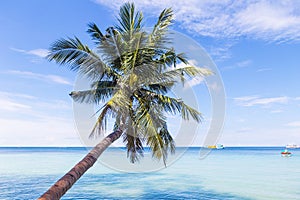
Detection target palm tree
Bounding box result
[38,3,210,200]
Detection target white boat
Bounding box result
[286,144,300,149]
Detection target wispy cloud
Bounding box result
[270,109,283,113]
[236,60,252,67]
[5,70,72,85]
[257,68,272,72]
[0,91,72,115]
[207,43,234,62]
[94,0,300,42]
[185,76,205,88]
[236,127,252,133]
[0,91,36,99]
[223,59,252,70]
[207,82,221,92]
[0,117,78,146]
[234,95,259,102]
[10,47,49,58]
[0,93,75,146]
[234,95,288,107]
[0,98,31,111]
[0,92,33,112]
[286,121,300,127]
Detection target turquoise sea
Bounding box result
[0,147,299,200]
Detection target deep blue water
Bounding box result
[0,147,299,200]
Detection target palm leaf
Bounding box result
[90,104,112,138]
[116,2,143,35]
[123,133,144,163]
[69,81,116,104]
[48,37,117,80]
[139,89,202,122]
[87,23,105,45]
[159,125,175,154]
[149,8,173,48]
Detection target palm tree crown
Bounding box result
[48,3,210,164]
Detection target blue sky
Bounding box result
[0,0,299,146]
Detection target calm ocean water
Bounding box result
[0,147,299,200]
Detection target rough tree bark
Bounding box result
[38,130,123,200]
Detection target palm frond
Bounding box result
[116,2,143,35]
[146,82,175,94]
[90,104,112,138]
[87,23,105,45]
[48,37,93,71]
[123,134,144,163]
[159,125,175,154]
[146,133,166,165]
[106,88,132,117]
[158,50,189,68]
[48,37,117,80]
[138,89,202,122]
[160,66,212,84]
[69,81,116,104]
[94,28,124,71]
[149,8,173,48]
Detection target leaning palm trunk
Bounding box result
[38,130,122,200]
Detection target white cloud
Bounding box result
[0,92,32,111]
[185,76,205,88]
[246,97,288,106]
[0,98,31,111]
[236,60,252,67]
[5,70,72,85]
[176,60,206,88]
[0,117,80,146]
[11,47,49,58]
[46,75,72,85]
[234,96,288,107]
[27,49,49,58]
[286,121,300,127]
[207,43,233,62]
[94,0,300,42]
[35,100,72,111]
[256,68,272,72]
[0,91,76,146]
[270,109,283,114]
[0,91,35,99]
[223,59,252,70]
[0,91,71,114]
[237,118,246,123]
[234,95,259,102]
[207,82,221,92]
[295,97,300,101]
[235,1,300,42]
[236,127,252,133]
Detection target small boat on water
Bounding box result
[281,149,292,157]
[286,144,300,149]
[216,144,224,149]
[207,145,216,149]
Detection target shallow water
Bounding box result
[0,147,299,200]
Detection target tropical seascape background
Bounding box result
[1,1,300,200]
[1,147,299,200]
